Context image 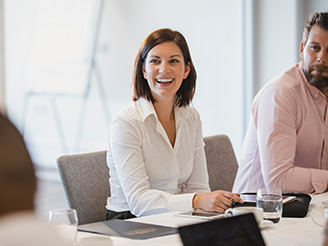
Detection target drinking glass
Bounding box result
[311,206,328,227]
[256,188,283,223]
[49,208,78,245]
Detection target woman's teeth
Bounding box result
[156,79,173,83]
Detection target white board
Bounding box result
[25,0,102,96]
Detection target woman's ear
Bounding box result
[184,62,191,79]
[142,65,147,80]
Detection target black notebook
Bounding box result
[235,192,311,218]
[78,219,177,240]
[178,213,266,246]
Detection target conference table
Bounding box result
[76,192,328,246]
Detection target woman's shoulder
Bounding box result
[110,103,142,130]
[115,102,138,119]
[176,105,201,122]
[109,102,143,138]
[112,98,156,127]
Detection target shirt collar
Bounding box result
[135,97,192,123]
[174,103,191,122]
[135,97,156,122]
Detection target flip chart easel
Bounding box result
[22,0,109,154]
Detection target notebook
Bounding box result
[178,213,266,246]
[78,219,177,240]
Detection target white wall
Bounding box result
[4,0,245,175]
[252,0,327,92]
[0,0,5,115]
[98,0,244,148]
[252,0,299,92]
[3,0,327,177]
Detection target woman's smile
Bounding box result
[142,41,190,102]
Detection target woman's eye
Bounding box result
[170,59,180,63]
[150,59,160,64]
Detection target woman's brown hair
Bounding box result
[132,28,197,107]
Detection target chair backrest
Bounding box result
[57,150,110,225]
[204,135,238,192]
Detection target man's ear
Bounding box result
[300,42,305,60]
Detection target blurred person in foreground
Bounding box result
[0,113,65,245]
[233,11,328,194]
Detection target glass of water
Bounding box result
[256,188,282,223]
[49,208,78,244]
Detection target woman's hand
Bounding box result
[192,190,244,213]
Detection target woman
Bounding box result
[106,28,243,220]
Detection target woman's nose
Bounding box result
[159,62,169,73]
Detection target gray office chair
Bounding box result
[57,150,110,225]
[204,135,238,191]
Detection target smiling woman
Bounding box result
[105,28,243,221]
[133,29,196,108]
[141,41,190,146]
[142,42,190,107]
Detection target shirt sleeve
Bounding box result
[184,110,211,194]
[254,84,328,194]
[109,116,198,217]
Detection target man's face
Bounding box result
[300,25,328,89]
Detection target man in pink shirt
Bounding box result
[233,11,328,194]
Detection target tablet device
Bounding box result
[174,211,225,220]
[240,194,296,204]
[178,213,265,246]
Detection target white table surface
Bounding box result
[77,193,328,246]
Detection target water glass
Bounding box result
[256,188,283,223]
[49,208,78,244]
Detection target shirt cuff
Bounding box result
[167,193,196,211]
[311,169,328,194]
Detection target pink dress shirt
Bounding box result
[233,64,328,194]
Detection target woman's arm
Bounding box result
[183,109,211,193]
[183,110,243,212]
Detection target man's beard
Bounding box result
[302,64,328,89]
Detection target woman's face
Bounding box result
[142,41,190,103]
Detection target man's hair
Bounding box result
[302,11,328,45]
[132,28,197,107]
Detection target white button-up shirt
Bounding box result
[106,98,210,217]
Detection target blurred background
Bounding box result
[0,0,326,217]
